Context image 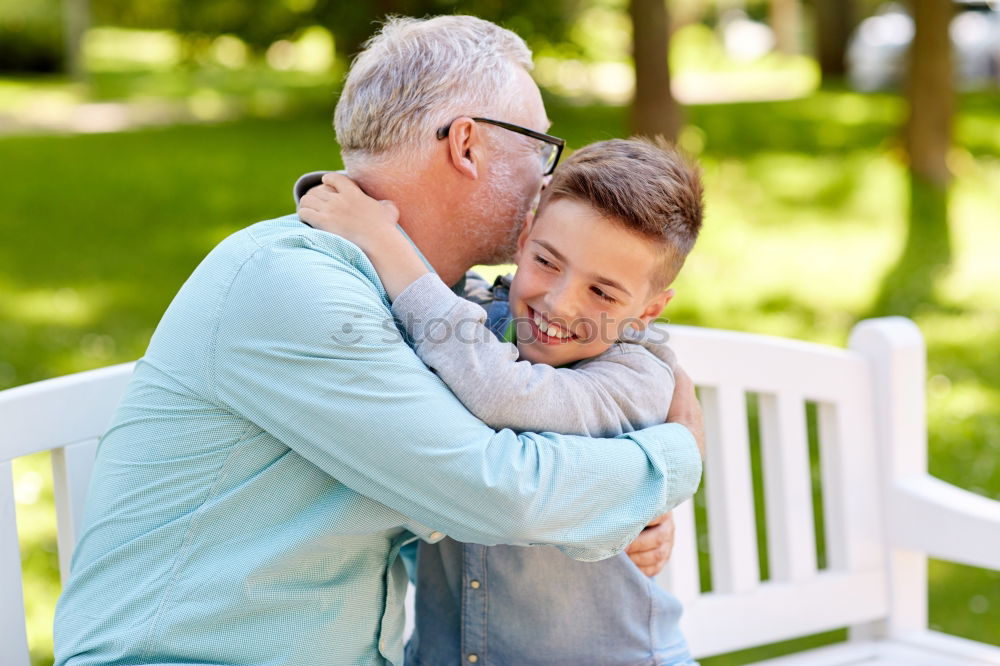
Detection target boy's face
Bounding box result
[508,197,673,367]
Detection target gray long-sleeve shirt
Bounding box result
[392,272,679,438]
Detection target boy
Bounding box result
[299,137,703,665]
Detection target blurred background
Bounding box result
[2,0,997,663]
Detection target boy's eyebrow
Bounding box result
[593,275,632,298]
[532,239,633,298]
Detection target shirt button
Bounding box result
[379,639,386,652]
[469,580,481,589]
[467,654,479,663]
[430,531,444,540]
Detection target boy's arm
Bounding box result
[394,273,676,438]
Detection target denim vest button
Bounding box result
[467,654,479,663]
[470,580,481,589]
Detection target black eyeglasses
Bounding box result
[436,117,565,176]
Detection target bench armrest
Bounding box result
[889,474,1000,571]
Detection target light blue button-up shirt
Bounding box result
[54,215,702,666]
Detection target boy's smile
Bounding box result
[507,198,673,367]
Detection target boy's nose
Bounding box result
[542,285,581,328]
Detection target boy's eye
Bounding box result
[534,255,554,268]
[592,287,617,304]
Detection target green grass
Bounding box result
[4,87,999,665]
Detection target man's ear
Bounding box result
[445,117,480,180]
[635,288,674,329]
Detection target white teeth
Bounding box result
[533,310,571,339]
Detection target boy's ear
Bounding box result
[635,288,674,328]
[445,117,480,180]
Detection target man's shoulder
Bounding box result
[210,215,381,286]
[178,215,390,334]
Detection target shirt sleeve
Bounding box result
[210,234,701,561]
[392,273,677,438]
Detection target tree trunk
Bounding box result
[770,0,799,55]
[871,0,954,316]
[906,0,953,188]
[629,0,681,141]
[64,0,90,82]
[814,0,853,78]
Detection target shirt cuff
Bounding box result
[627,422,703,510]
[558,423,702,563]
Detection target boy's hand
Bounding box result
[298,173,399,247]
[300,172,430,302]
[625,512,675,576]
[668,367,705,459]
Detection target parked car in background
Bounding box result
[848,0,1000,91]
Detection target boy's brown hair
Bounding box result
[540,137,703,290]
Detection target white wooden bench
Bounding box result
[2,317,998,665]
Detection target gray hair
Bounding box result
[334,15,533,169]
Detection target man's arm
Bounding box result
[210,233,702,560]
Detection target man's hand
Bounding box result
[625,512,675,577]
[667,366,705,459]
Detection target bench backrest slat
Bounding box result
[758,391,818,582]
[701,384,761,594]
[1,460,30,666]
[52,439,100,584]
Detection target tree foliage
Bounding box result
[87,0,584,58]
[0,0,64,72]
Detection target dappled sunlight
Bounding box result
[265,26,335,73]
[0,285,105,327]
[795,90,905,127]
[534,57,634,104]
[672,63,818,104]
[943,162,1000,307]
[957,116,1000,157]
[933,381,1000,427]
[211,35,249,70]
[85,28,182,72]
[187,87,238,122]
[0,27,342,137]
[533,20,820,106]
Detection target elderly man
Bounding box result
[53,15,702,666]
